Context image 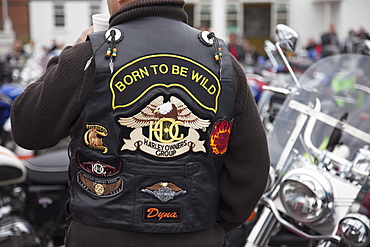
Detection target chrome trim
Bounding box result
[275,24,300,89]
[290,100,370,144]
[0,217,35,238]
[338,213,370,247]
[275,111,308,174]
[279,167,334,223]
[245,206,278,246]
[262,196,341,243]
[264,166,276,192]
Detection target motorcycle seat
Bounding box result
[24,149,69,184]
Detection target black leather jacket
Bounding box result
[68,17,235,233]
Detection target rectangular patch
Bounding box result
[142,206,183,223]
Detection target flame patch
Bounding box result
[141,182,187,202]
[77,172,123,197]
[210,118,233,155]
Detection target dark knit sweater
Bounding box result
[11,0,269,246]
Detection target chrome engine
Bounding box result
[0,185,38,247]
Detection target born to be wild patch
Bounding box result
[118,95,210,158]
[110,54,221,113]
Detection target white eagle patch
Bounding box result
[118,96,210,130]
[118,96,210,158]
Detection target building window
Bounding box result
[276,2,289,25]
[227,4,239,33]
[244,4,271,38]
[199,4,211,30]
[54,4,65,27]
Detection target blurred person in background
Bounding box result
[321,24,340,57]
[341,29,360,54]
[242,39,260,70]
[227,33,245,64]
[306,37,322,60]
[358,26,370,41]
[5,39,28,67]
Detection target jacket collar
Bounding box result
[109,0,188,27]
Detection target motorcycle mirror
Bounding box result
[264,40,276,53]
[275,24,298,53]
[264,40,279,72]
[274,24,301,89]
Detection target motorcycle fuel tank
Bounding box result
[0,146,26,186]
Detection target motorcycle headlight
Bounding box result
[338,213,370,247]
[279,168,334,223]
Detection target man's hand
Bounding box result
[74,26,94,45]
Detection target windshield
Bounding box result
[268,54,370,166]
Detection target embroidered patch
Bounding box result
[141,182,187,202]
[84,124,109,153]
[118,95,210,158]
[143,206,183,223]
[110,54,221,113]
[79,161,121,177]
[77,152,121,177]
[77,172,122,197]
[210,118,234,155]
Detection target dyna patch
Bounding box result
[142,206,183,223]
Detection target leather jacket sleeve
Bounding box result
[219,57,270,232]
[11,41,96,150]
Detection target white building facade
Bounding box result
[0,0,15,59]
[29,0,105,49]
[28,0,370,54]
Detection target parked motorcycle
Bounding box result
[0,83,26,153]
[244,26,370,247]
[246,73,268,103]
[0,145,69,247]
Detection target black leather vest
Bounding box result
[68,17,235,233]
